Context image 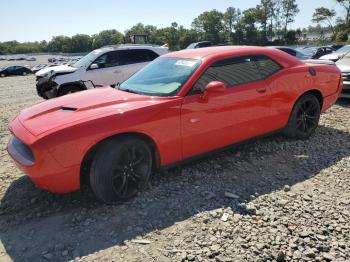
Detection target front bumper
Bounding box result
[340,80,350,98]
[36,76,59,99]
[7,118,80,193]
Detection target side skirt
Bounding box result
[160,128,285,171]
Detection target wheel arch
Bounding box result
[58,81,87,93]
[291,89,323,115]
[80,132,161,186]
[285,88,323,128]
[302,89,323,109]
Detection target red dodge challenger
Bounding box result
[7,46,342,203]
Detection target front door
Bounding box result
[181,56,274,159]
[83,50,124,86]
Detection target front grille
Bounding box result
[343,89,350,94]
[8,136,35,165]
[342,73,350,81]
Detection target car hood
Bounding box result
[336,58,350,72]
[18,87,172,136]
[35,64,77,77]
[319,53,341,61]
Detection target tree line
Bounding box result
[1,0,349,55]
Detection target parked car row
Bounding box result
[0,55,36,61]
[48,56,82,63]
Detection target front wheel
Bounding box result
[90,137,153,203]
[283,94,321,139]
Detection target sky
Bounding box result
[0,0,346,42]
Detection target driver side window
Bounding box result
[92,51,120,69]
[190,56,261,95]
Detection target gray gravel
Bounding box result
[0,74,349,262]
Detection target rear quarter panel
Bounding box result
[265,63,341,129]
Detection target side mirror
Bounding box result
[205,81,226,93]
[90,63,99,70]
[200,81,226,102]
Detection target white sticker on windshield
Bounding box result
[175,60,197,67]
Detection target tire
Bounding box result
[283,94,321,139]
[58,86,82,96]
[22,72,27,76]
[0,73,5,77]
[90,137,153,203]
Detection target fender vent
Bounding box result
[60,107,77,112]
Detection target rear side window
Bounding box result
[195,56,261,88]
[280,48,296,56]
[254,55,282,79]
[120,49,159,65]
[197,42,211,48]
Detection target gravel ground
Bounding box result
[0,74,349,262]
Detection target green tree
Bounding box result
[47,36,72,52]
[284,29,297,44]
[71,34,92,52]
[312,7,337,35]
[335,0,350,23]
[335,30,349,42]
[178,27,198,49]
[192,10,224,43]
[92,29,123,49]
[236,8,260,45]
[223,7,241,44]
[257,0,277,41]
[281,0,299,34]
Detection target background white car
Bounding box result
[319,45,350,62]
[35,45,169,99]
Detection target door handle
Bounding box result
[113,70,121,74]
[256,87,266,93]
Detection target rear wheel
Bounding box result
[22,71,27,76]
[283,94,321,139]
[58,86,82,96]
[90,137,153,203]
[0,73,5,77]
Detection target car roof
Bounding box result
[99,44,164,51]
[164,46,276,59]
[163,46,302,68]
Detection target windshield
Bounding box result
[303,47,317,56]
[72,50,102,68]
[335,45,350,54]
[119,57,201,96]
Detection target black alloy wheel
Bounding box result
[112,143,151,199]
[295,97,320,134]
[90,137,153,203]
[283,94,321,139]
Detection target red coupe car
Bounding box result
[7,46,342,203]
